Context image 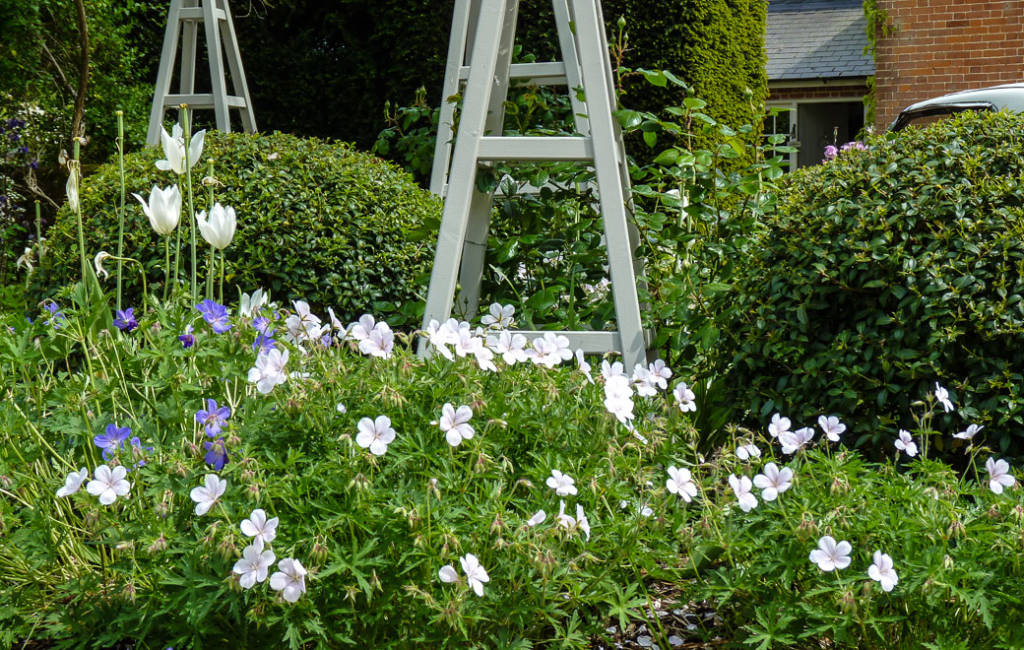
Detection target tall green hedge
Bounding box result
[233,0,767,151]
[711,111,1024,458]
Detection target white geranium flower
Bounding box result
[528,332,573,368]
[779,427,814,455]
[358,322,395,359]
[647,359,672,389]
[934,382,954,413]
[546,469,577,497]
[576,504,591,541]
[233,540,275,589]
[486,329,528,365]
[132,184,181,236]
[526,510,547,527]
[336,402,347,414]
[736,443,761,461]
[575,349,594,383]
[155,123,205,175]
[600,360,626,381]
[728,474,757,512]
[666,466,698,502]
[768,413,791,439]
[818,415,846,442]
[752,462,793,501]
[986,457,1016,494]
[425,319,456,360]
[954,423,983,440]
[632,364,659,397]
[809,535,852,572]
[460,553,489,597]
[348,314,377,342]
[472,343,498,373]
[56,467,89,498]
[604,375,635,424]
[190,473,227,516]
[248,348,289,394]
[868,550,898,592]
[269,558,307,603]
[480,303,515,329]
[440,403,474,447]
[895,430,917,457]
[356,415,396,456]
[453,325,484,359]
[284,300,325,345]
[673,382,696,412]
[85,464,132,506]
[556,499,576,529]
[240,508,279,545]
[438,564,458,583]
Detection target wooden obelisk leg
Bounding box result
[455,0,519,320]
[147,0,185,145]
[429,0,473,198]
[202,0,231,132]
[572,0,646,370]
[552,0,590,137]
[178,1,199,126]
[219,0,257,133]
[419,0,510,349]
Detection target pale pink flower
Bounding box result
[439,403,474,447]
[986,457,1016,494]
[809,536,851,572]
[868,550,898,592]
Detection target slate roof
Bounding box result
[766,0,874,81]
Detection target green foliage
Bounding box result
[2,296,1022,647]
[713,111,1024,458]
[246,0,766,155]
[39,131,442,325]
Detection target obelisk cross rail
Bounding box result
[146,0,257,145]
[420,0,650,370]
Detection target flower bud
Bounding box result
[147,535,168,554]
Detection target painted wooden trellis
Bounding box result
[421,0,650,369]
[146,0,256,146]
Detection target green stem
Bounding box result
[163,237,171,302]
[182,106,197,299]
[219,249,225,303]
[116,110,126,311]
[207,245,215,300]
[71,139,88,303]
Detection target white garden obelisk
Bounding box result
[146,0,256,145]
[421,0,650,369]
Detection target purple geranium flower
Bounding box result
[93,423,131,460]
[204,438,229,470]
[43,302,66,328]
[823,145,838,161]
[113,308,139,332]
[127,436,154,467]
[196,398,231,437]
[252,316,271,334]
[195,300,232,334]
[179,324,195,348]
[253,330,277,353]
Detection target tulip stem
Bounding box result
[219,250,225,304]
[182,106,197,299]
[207,245,215,300]
[163,237,171,302]
[115,110,126,311]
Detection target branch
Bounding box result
[41,41,76,97]
[71,0,89,141]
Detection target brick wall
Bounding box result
[874,0,1024,130]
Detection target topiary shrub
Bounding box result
[714,111,1024,457]
[40,130,441,325]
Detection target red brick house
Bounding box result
[765,0,873,169]
[872,0,1024,131]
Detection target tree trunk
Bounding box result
[71,0,90,141]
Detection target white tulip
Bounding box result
[155,123,206,175]
[132,184,181,236]
[196,202,237,250]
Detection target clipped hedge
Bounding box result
[41,131,441,324]
[715,111,1024,456]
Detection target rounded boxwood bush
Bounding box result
[41,130,441,324]
[715,111,1024,456]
